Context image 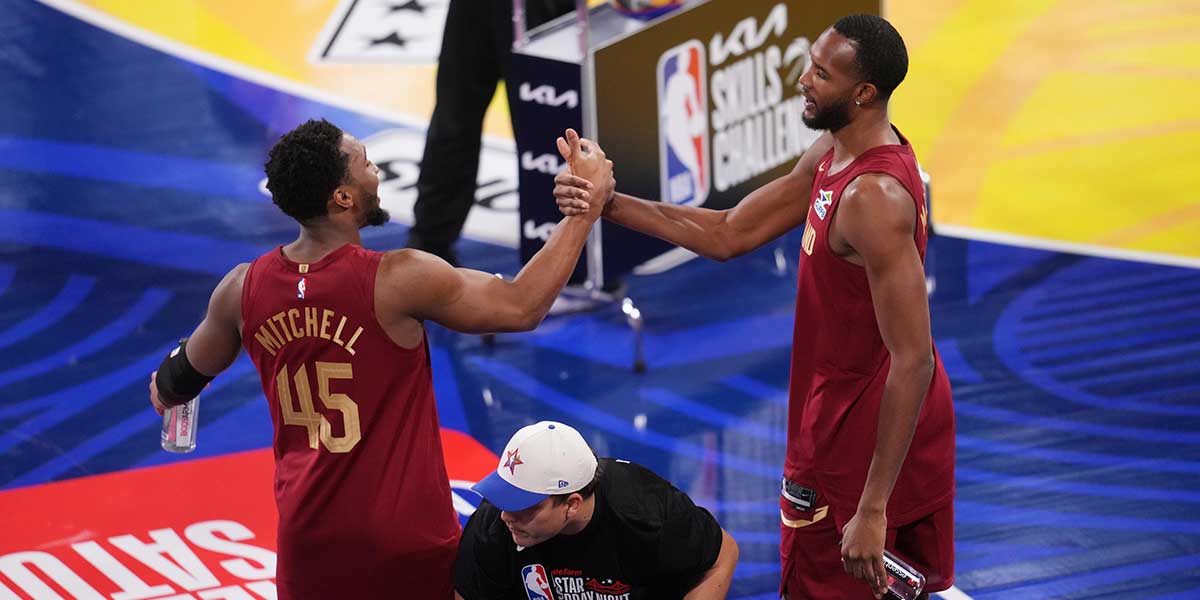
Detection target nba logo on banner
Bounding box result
[657,39,709,207]
[522,564,555,600]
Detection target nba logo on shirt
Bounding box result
[297,277,307,299]
[657,39,709,207]
[521,564,555,600]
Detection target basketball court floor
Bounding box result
[2,0,1198,598]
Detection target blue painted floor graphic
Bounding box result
[3,1,1199,598]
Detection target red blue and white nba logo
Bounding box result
[657,39,709,207]
[522,564,555,600]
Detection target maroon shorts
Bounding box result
[779,491,954,599]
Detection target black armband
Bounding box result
[155,338,214,407]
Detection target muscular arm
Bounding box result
[379,214,597,334]
[186,264,248,373]
[557,134,832,261]
[149,264,246,413]
[836,174,935,595]
[683,528,739,600]
[380,129,611,335]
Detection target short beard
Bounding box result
[365,206,390,227]
[364,194,389,227]
[802,96,853,133]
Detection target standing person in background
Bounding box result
[554,15,955,599]
[407,0,576,266]
[149,120,613,599]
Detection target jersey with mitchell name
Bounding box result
[786,127,955,526]
[241,243,459,599]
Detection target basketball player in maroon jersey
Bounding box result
[554,15,954,600]
[148,120,613,599]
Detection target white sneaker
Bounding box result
[549,293,603,316]
[547,282,627,316]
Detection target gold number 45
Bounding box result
[276,362,361,453]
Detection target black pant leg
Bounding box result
[409,0,504,261]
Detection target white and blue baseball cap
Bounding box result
[472,421,598,512]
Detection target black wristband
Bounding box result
[155,338,214,407]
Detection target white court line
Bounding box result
[936,585,976,600]
[39,2,1200,273]
[14,4,1121,598]
[37,1,1200,272]
[936,223,1200,270]
[34,0,515,151]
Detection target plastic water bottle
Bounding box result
[161,396,199,453]
[883,549,925,600]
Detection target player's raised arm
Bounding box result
[554,133,832,261]
[381,129,613,334]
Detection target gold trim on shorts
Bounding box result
[780,504,829,528]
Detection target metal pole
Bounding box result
[576,0,605,292]
[512,0,527,49]
[574,0,589,60]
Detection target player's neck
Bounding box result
[287,222,362,262]
[830,108,898,161]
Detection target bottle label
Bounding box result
[174,400,194,447]
[883,550,925,599]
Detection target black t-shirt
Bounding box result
[455,459,723,600]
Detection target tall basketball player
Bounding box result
[554,15,954,599]
[148,120,612,599]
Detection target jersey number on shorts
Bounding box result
[276,362,361,453]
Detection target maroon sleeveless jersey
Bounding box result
[785,128,955,526]
[241,244,459,599]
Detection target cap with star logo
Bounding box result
[471,421,598,512]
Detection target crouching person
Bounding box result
[455,421,739,599]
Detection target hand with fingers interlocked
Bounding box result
[553,128,615,220]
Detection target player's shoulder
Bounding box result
[379,248,463,304]
[843,172,914,215]
[223,261,251,280]
[376,249,429,287]
[839,173,918,246]
[845,170,908,192]
[379,248,453,277]
[205,263,252,325]
[214,262,251,298]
